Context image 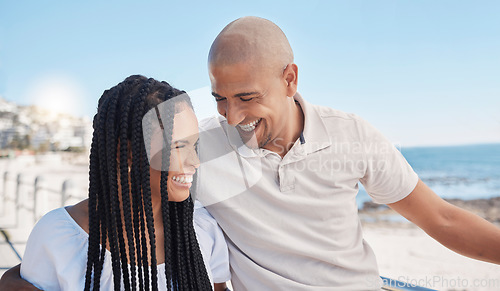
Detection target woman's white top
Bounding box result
[20,201,230,290]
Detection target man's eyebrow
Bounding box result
[212,91,260,98]
[212,92,224,98]
[234,92,259,98]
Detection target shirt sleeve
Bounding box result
[356,117,419,204]
[194,200,231,284]
[20,207,88,291]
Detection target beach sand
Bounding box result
[363,223,500,291]
[360,202,500,291]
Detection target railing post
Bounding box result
[0,171,8,216]
[15,173,23,227]
[34,175,46,224]
[61,179,74,207]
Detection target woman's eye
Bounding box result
[174,145,185,149]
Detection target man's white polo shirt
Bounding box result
[195,93,418,290]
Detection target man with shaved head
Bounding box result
[208,16,301,155]
[196,16,500,290]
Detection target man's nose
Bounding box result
[223,101,245,126]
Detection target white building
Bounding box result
[0,97,92,151]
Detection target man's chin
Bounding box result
[236,128,260,149]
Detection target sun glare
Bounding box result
[27,74,84,116]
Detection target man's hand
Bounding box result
[388,179,500,264]
[0,264,41,291]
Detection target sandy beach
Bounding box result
[360,201,500,291]
[363,224,500,291]
[1,155,499,290]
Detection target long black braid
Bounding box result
[130,80,148,290]
[84,75,212,290]
[84,113,101,291]
[105,84,127,290]
[117,79,137,290]
[137,80,158,291]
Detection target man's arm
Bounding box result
[388,179,500,264]
[0,264,41,291]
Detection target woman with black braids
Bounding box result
[18,75,230,290]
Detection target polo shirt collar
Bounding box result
[294,92,331,154]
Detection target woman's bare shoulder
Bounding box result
[66,199,89,234]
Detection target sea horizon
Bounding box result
[357,142,500,208]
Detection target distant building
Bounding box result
[0,96,92,151]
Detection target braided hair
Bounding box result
[84,75,212,290]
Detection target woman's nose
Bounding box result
[187,147,200,169]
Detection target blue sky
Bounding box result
[1,0,499,147]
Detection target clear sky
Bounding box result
[1,0,499,147]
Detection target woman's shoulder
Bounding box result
[193,200,231,284]
[28,200,89,247]
[65,199,89,234]
[193,200,218,229]
[20,200,91,290]
[193,200,227,252]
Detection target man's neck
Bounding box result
[263,97,304,158]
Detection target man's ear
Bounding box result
[284,63,298,97]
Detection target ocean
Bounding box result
[356,143,500,208]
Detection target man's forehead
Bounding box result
[211,81,257,94]
[211,83,262,97]
[210,65,270,91]
[210,61,256,77]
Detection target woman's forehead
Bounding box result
[172,106,199,141]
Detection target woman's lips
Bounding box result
[171,174,194,188]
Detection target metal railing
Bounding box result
[0,171,85,227]
[0,170,86,268]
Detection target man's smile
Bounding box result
[238,118,262,132]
